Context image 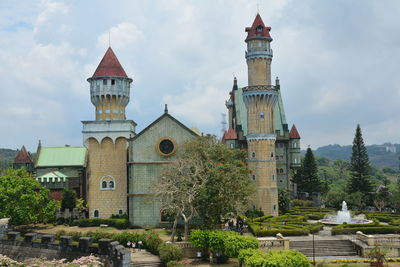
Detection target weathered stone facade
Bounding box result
[128,112,198,226]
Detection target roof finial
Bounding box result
[257,0,259,14]
[164,104,168,114]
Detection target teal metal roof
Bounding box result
[234,87,248,135]
[274,89,287,137]
[36,147,87,167]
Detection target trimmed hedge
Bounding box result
[332,224,400,235]
[73,218,130,229]
[246,214,324,237]
[190,230,259,258]
[238,248,309,267]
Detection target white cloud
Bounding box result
[35,0,69,33]
[163,85,227,126]
[97,23,144,51]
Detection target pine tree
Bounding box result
[349,124,372,194]
[293,147,320,195]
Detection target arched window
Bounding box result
[271,152,274,158]
[94,210,99,218]
[280,168,284,174]
[118,210,123,215]
[252,152,256,158]
[252,175,256,181]
[100,175,116,190]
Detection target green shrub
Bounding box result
[158,243,183,263]
[332,224,400,235]
[223,234,259,258]
[142,231,164,255]
[166,260,184,267]
[238,249,309,267]
[390,219,400,226]
[190,229,210,248]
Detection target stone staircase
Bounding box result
[131,261,162,267]
[290,239,358,257]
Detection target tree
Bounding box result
[292,147,321,195]
[155,136,253,240]
[348,124,372,194]
[0,168,56,225]
[192,136,254,228]
[374,185,390,212]
[155,156,207,242]
[278,189,290,214]
[61,188,77,211]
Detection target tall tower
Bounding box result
[243,14,278,216]
[82,47,136,219]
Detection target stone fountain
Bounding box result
[320,201,372,225]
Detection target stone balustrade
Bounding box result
[258,233,290,251]
[355,231,400,257]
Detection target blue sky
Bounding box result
[1,0,400,151]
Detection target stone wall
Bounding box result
[0,231,131,267]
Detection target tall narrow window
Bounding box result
[94,210,99,218]
[102,181,107,189]
[103,79,107,85]
[252,152,256,158]
[111,79,115,85]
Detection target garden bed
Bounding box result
[245,215,324,237]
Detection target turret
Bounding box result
[87,47,132,120]
[245,13,273,86]
[243,14,278,216]
[289,124,301,167]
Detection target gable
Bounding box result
[129,114,198,162]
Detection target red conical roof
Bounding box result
[92,47,128,78]
[14,145,33,164]
[222,126,238,142]
[245,13,272,40]
[289,124,301,139]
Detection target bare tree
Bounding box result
[154,157,207,242]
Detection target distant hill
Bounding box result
[0,148,17,170]
[310,143,400,170]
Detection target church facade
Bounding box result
[222,14,301,215]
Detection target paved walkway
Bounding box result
[130,249,161,265]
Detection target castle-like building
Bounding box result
[222,14,301,215]
[14,13,300,222]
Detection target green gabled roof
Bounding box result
[38,171,68,179]
[36,147,87,167]
[274,89,288,137]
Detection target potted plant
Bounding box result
[365,246,387,266]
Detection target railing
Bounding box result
[356,231,400,246]
[258,234,290,250]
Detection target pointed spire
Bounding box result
[14,145,33,164]
[92,47,128,78]
[245,13,272,40]
[289,124,301,139]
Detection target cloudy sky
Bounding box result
[1,0,400,151]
